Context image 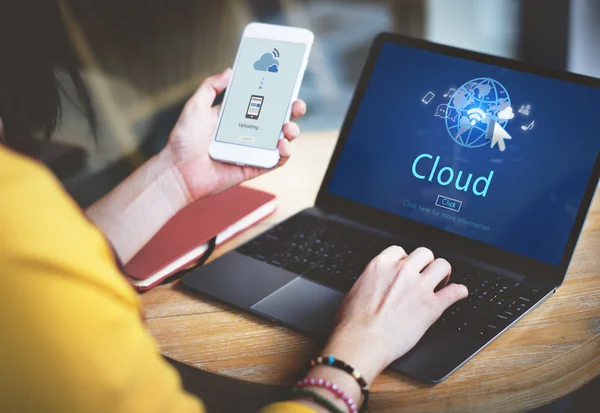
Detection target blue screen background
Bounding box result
[329,42,600,265]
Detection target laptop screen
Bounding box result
[328,41,600,266]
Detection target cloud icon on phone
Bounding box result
[254,53,280,72]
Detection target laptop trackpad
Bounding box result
[251,277,345,339]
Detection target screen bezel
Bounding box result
[315,33,600,286]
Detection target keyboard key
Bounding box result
[467,287,480,298]
[268,259,283,267]
[457,320,478,334]
[521,287,545,302]
[449,306,462,317]
[495,313,510,322]
[515,303,528,313]
[500,310,516,319]
[237,240,262,256]
[475,321,501,339]
[487,296,508,313]
[491,313,513,328]
[283,260,307,274]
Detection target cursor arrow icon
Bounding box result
[488,119,512,152]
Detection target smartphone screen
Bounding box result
[245,95,264,119]
[215,38,307,150]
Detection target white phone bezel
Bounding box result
[209,23,313,169]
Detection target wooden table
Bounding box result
[142,131,600,412]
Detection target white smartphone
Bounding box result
[209,23,314,169]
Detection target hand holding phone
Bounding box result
[209,23,314,169]
[162,67,305,204]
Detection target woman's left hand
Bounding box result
[164,68,306,202]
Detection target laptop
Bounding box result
[182,33,600,383]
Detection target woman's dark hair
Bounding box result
[0,1,96,151]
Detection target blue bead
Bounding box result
[328,356,334,365]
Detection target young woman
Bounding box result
[0,3,468,412]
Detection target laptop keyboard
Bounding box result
[236,214,547,339]
[431,270,545,339]
[237,214,393,292]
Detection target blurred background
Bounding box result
[50,0,600,207]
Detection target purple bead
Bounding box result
[332,384,338,391]
[310,378,316,385]
[318,379,324,385]
[342,394,350,402]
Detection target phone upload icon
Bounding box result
[245,95,264,120]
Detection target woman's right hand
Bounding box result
[321,246,469,385]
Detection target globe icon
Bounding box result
[445,78,511,148]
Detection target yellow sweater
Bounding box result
[0,146,313,413]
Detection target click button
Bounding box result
[435,195,462,212]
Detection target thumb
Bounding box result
[194,68,232,108]
[435,283,468,312]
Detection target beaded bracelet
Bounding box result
[296,377,358,413]
[292,387,346,413]
[300,356,369,412]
